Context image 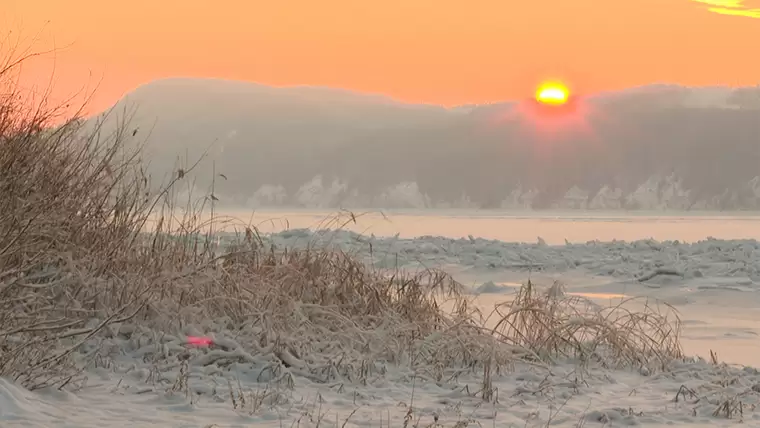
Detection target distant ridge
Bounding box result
[94,78,760,211]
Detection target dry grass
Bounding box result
[0,46,684,398]
[488,280,683,370]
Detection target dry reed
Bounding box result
[488,280,683,370]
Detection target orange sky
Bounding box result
[4,0,760,113]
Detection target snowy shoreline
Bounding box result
[5,233,760,427]
[263,229,760,284]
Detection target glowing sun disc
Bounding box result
[535,82,570,105]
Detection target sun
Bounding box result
[535,81,570,106]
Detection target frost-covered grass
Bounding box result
[489,280,682,370]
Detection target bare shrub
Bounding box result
[489,280,683,370]
[0,45,151,389]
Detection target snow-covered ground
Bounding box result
[6,348,760,427]
[6,221,760,427]
[268,229,760,284]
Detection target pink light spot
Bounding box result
[187,336,213,347]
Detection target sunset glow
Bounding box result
[5,0,760,114]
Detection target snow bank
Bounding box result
[259,230,760,285]
[4,329,760,427]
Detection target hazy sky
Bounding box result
[5,0,760,113]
